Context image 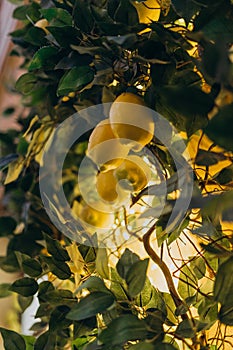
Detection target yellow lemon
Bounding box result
[109,93,155,151]
[132,0,160,24]
[96,169,129,204]
[87,119,130,172]
[34,19,49,34]
[96,170,118,203]
[114,155,151,192]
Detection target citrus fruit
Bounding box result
[96,169,129,204]
[114,155,151,192]
[96,170,118,202]
[87,119,130,172]
[109,92,155,151]
[132,0,160,24]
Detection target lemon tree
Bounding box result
[0,0,233,349]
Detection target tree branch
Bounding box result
[142,224,188,319]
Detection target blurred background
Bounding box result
[0,0,22,348]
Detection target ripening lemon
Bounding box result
[73,201,115,231]
[109,93,155,151]
[34,19,49,34]
[132,0,160,24]
[87,119,130,172]
[96,170,118,203]
[96,169,129,204]
[114,155,151,192]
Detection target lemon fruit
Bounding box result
[96,170,118,203]
[87,119,130,172]
[132,0,160,24]
[109,93,155,151]
[35,19,49,34]
[96,169,129,205]
[114,155,151,192]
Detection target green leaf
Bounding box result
[17,137,29,156]
[0,154,18,171]
[66,292,115,321]
[76,276,109,293]
[0,253,20,273]
[23,27,47,46]
[116,248,140,279]
[38,281,54,302]
[15,73,37,95]
[28,46,59,71]
[112,0,139,26]
[22,258,42,278]
[10,277,38,297]
[43,256,71,280]
[107,33,137,47]
[219,304,233,326]
[73,0,94,32]
[215,164,233,185]
[0,328,26,350]
[126,258,149,297]
[72,336,92,349]
[109,268,128,300]
[214,255,233,306]
[162,292,177,325]
[95,248,110,279]
[198,297,218,324]
[55,51,92,70]
[46,26,81,48]
[99,314,148,346]
[201,191,233,226]
[49,306,72,331]
[160,85,214,118]
[40,8,72,26]
[44,289,76,307]
[172,0,200,22]
[135,278,156,308]
[195,149,228,166]
[57,66,94,96]
[178,265,197,299]
[34,331,56,350]
[22,335,35,350]
[0,283,12,298]
[44,233,69,261]
[13,3,40,21]
[175,319,195,339]
[18,295,33,313]
[205,103,233,151]
[0,216,17,236]
[190,257,206,280]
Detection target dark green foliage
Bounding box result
[1,0,233,349]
